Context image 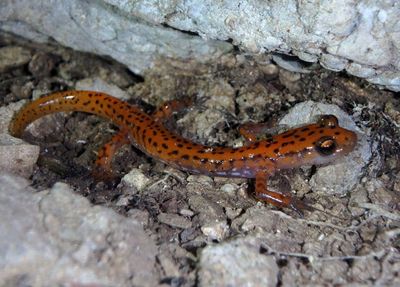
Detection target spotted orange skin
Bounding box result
[9,91,358,212]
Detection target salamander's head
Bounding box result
[275,115,358,169]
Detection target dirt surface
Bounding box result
[1,31,400,286]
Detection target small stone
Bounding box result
[220,183,238,194]
[158,212,192,229]
[279,69,301,92]
[121,168,151,191]
[259,63,279,78]
[0,46,32,73]
[0,133,40,178]
[28,52,58,77]
[224,207,242,220]
[157,253,180,278]
[179,208,194,217]
[199,236,279,287]
[10,81,34,101]
[200,220,229,241]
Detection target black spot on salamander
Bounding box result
[148,138,152,144]
[82,101,91,106]
[265,143,271,148]
[88,93,93,97]
[252,142,260,149]
[218,151,225,155]
[273,148,279,154]
[282,131,296,138]
[153,130,157,136]
[299,137,306,142]
[308,131,315,136]
[294,134,300,138]
[107,104,111,109]
[334,131,341,135]
[153,142,158,147]
[168,150,179,156]
[181,154,190,160]
[177,143,184,148]
[162,143,168,149]
[95,100,99,104]
[301,127,310,132]
[200,158,208,164]
[193,155,200,160]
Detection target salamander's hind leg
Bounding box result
[92,128,131,181]
[152,98,194,122]
[254,171,313,216]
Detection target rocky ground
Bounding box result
[1,32,399,286]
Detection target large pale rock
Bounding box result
[0,174,158,287]
[1,0,399,91]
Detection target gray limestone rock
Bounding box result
[0,174,158,287]
[1,0,398,91]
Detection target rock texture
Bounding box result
[1,0,399,91]
[0,174,158,287]
[199,236,279,287]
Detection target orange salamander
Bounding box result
[9,91,357,213]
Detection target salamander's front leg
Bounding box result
[93,128,131,180]
[239,120,278,143]
[254,171,313,215]
[152,98,194,121]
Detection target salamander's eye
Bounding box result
[318,115,338,128]
[316,136,337,155]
